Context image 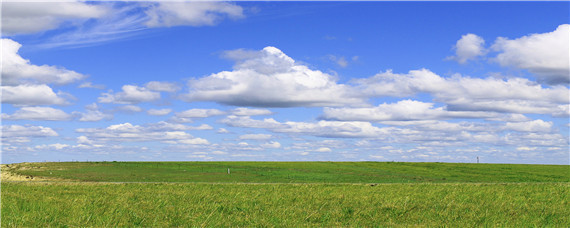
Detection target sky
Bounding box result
[1,1,569,164]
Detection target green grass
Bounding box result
[3,162,569,227]
[8,161,570,183]
[2,182,568,227]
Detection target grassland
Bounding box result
[2,162,569,227]
[6,161,569,183]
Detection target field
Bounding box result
[2,162,569,227]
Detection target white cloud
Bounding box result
[221,115,390,138]
[146,121,213,131]
[98,85,161,104]
[217,128,230,134]
[147,108,172,116]
[316,147,332,152]
[35,143,70,150]
[447,33,487,64]
[76,122,209,145]
[175,109,226,119]
[231,108,273,116]
[1,125,58,137]
[328,55,349,68]
[322,100,500,122]
[183,46,363,107]
[356,69,569,116]
[239,134,272,140]
[505,119,553,132]
[145,2,244,28]
[116,105,144,113]
[145,81,180,92]
[2,106,72,121]
[1,2,108,35]
[1,84,69,106]
[261,141,281,149]
[2,39,86,86]
[78,82,105,89]
[492,24,570,84]
[76,103,112,122]
[1,125,58,143]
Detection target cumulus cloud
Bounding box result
[231,108,273,116]
[355,69,569,116]
[77,103,112,122]
[145,2,244,27]
[1,125,58,144]
[2,39,86,86]
[98,85,161,104]
[447,33,487,64]
[239,134,272,140]
[2,106,72,121]
[322,100,501,122]
[1,84,69,106]
[1,125,58,137]
[147,108,172,116]
[182,46,363,107]
[76,122,209,145]
[175,109,226,119]
[261,141,281,149]
[1,39,85,106]
[78,82,105,89]
[1,2,108,35]
[491,24,570,84]
[115,105,144,113]
[221,115,390,138]
[145,81,181,92]
[505,119,553,132]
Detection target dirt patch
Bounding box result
[1,164,69,182]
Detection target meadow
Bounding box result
[1,162,569,227]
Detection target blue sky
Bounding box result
[1,1,569,164]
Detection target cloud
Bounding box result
[2,106,73,121]
[115,105,144,113]
[147,108,172,116]
[239,134,272,140]
[1,125,58,144]
[183,46,363,107]
[261,141,281,149]
[98,85,161,104]
[2,39,86,86]
[322,100,501,122]
[316,147,332,152]
[78,82,106,89]
[175,109,226,119]
[1,84,69,106]
[355,69,569,116]
[1,2,108,35]
[491,24,570,84]
[77,103,112,122]
[231,108,273,116]
[145,81,181,92]
[447,33,487,64]
[221,115,389,138]
[505,119,553,132]
[145,2,244,28]
[328,55,349,68]
[76,122,209,145]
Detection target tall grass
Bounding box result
[2,182,568,227]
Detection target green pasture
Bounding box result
[2,182,568,227]
[2,162,569,227]
[7,161,569,183]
